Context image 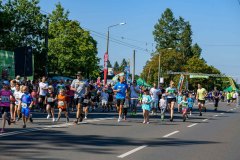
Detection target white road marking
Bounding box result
[230,109,234,111]
[117,145,147,158]
[214,115,219,117]
[220,113,224,115]
[0,117,113,137]
[163,131,179,138]
[202,119,208,122]
[187,123,198,128]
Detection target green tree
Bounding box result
[113,61,119,72]
[0,0,47,76]
[107,60,112,68]
[48,3,100,78]
[191,43,202,58]
[119,58,128,72]
[153,8,178,50]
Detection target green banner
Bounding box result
[190,75,209,79]
[0,50,15,79]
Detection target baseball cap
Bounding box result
[76,71,82,76]
[3,80,10,86]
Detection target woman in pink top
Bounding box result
[0,81,13,133]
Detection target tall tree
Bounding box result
[119,58,128,72]
[177,17,193,60]
[107,60,112,68]
[113,61,119,72]
[191,43,202,58]
[0,0,47,76]
[48,3,100,78]
[153,8,178,50]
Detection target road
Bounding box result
[0,101,239,160]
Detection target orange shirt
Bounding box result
[57,94,67,109]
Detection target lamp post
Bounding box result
[104,22,126,85]
[158,48,172,88]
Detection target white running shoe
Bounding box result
[52,118,56,122]
[47,114,51,119]
[118,118,121,123]
[84,116,87,119]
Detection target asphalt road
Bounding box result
[0,101,239,160]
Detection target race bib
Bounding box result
[83,99,89,103]
[58,101,64,106]
[1,96,10,103]
[47,98,54,102]
[22,103,28,108]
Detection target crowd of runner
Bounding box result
[0,71,239,133]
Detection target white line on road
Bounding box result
[0,117,113,137]
[230,109,234,111]
[187,123,198,128]
[220,113,224,115]
[163,131,179,138]
[202,119,208,122]
[214,115,219,117]
[117,145,148,158]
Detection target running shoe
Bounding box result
[52,118,56,122]
[183,116,186,122]
[66,117,69,123]
[0,128,5,133]
[47,114,51,119]
[146,122,150,124]
[170,118,173,122]
[199,113,202,116]
[84,116,87,119]
[118,118,121,123]
[30,117,33,123]
[22,124,26,128]
[143,121,146,124]
[7,118,11,125]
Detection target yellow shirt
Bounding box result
[197,88,207,100]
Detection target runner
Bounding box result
[82,87,91,119]
[101,87,109,112]
[150,83,161,115]
[159,94,167,121]
[70,71,88,124]
[13,83,23,122]
[19,86,33,128]
[187,93,194,116]
[107,84,114,112]
[166,81,177,122]
[226,91,232,105]
[177,92,183,113]
[196,84,207,116]
[38,76,48,112]
[130,80,140,115]
[113,75,128,123]
[180,96,188,122]
[141,89,152,124]
[0,81,12,133]
[45,86,56,122]
[123,92,130,120]
[56,89,69,123]
[10,80,16,121]
[212,87,220,111]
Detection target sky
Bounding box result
[39,0,240,83]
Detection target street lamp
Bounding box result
[158,48,172,88]
[104,22,126,85]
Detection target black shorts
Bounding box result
[167,98,176,103]
[116,99,125,107]
[1,107,10,114]
[198,100,205,104]
[74,97,84,105]
[47,102,55,108]
[82,99,90,107]
[39,95,46,100]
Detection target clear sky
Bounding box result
[39,0,240,83]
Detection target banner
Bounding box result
[0,50,15,79]
[177,74,184,92]
[190,75,209,79]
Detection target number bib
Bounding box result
[58,101,64,106]
[47,98,54,103]
[1,96,10,103]
[22,103,28,108]
[83,99,89,104]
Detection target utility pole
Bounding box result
[132,50,135,82]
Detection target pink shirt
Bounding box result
[0,89,12,107]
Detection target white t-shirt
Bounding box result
[101,92,109,101]
[150,88,161,101]
[159,99,167,108]
[130,85,140,98]
[14,91,23,105]
[39,82,48,96]
[233,92,238,99]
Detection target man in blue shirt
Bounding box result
[113,76,128,122]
